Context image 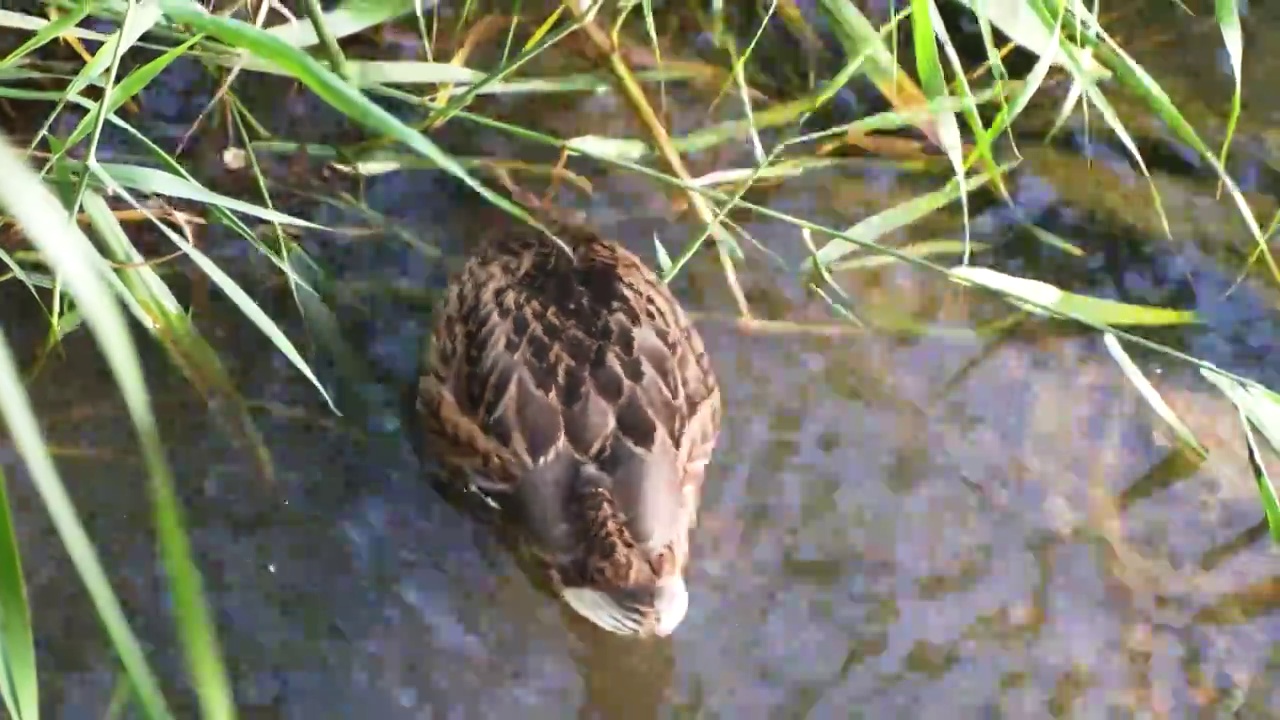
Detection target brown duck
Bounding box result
[415,190,721,637]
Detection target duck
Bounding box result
[414,185,721,637]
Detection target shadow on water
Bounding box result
[2,4,1280,718]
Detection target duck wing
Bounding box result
[417,231,720,535]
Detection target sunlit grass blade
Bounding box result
[719,26,770,164]
[0,127,180,720]
[24,91,321,299]
[1076,84,1172,239]
[24,0,160,168]
[97,162,322,228]
[951,4,1062,191]
[64,0,161,102]
[58,35,202,154]
[1214,0,1243,188]
[921,0,1009,208]
[949,266,1200,326]
[155,0,547,241]
[84,189,276,484]
[806,164,1010,269]
[218,52,705,92]
[1024,222,1085,256]
[909,0,966,170]
[1103,332,1207,458]
[687,157,847,187]
[264,0,419,48]
[89,163,337,416]
[0,464,36,720]
[953,0,1109,77]
[1239,415,1280,543]
[0,6,92,68]
[818,0,945,146]
[345,60,484,86]
[653,233,673,274]
[914,0,997,262]
[1200,368,1280,542]
[1200,370,1280,458]
[830,239,990,271]
[1082,19,1277,283]
[564,135,649,162]
[0,245,49,313]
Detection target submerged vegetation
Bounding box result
[0,0,1276,717]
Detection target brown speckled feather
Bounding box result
[416,207,721,595]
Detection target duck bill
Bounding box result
[652,576,689,637]
[560,576,689,637]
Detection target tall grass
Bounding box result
[0,0,1276,716]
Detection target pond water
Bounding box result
[3,3,1280,718]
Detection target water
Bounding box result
[3,5,1280,718]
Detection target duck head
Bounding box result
[513,446,694,637]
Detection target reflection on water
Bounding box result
[3,5,1280,719]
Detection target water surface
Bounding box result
[2,4,1279,718]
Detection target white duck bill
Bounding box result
[653,576,689,636]
[561,576,689,637]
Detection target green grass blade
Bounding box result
[564,135,649,162]
[19,89,320,296]
[923,0,1009,205]
[952,6,1062,184]
[97,162,322,228]
[0,245,50,314]
[0,6,92,68]
[92,163,337,415]
[1201,369,1280,542]
[90,164,337,416]
[0,464,36,720]
[264,0,419,48]
[818,0,937,142]
[807,165,1009,269]
[0,129,173,720]
[1200,371,1280,457]
[908,4,960,152]
[1240,414,1280,543]
[1086,21,1276,281]
[653,233,673,274]
[910,0,978,260]
[22,1,158,169]
[1102,333,1207,458]
[84,188,277,487]
[155,0,546,241]
[949,266,1200,326]
[345,60,483,86]
[1024,223,1085,256]
[830,239,990,271]
[59,35,202,153]
[0,336,172,720]
[65,0,161,102]
[1214,0,1243,176]
[954,0,1109,77]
